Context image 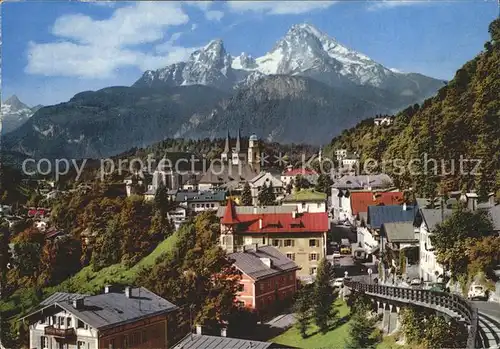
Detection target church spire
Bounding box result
[236,129,241,152]
[224,130,230,153]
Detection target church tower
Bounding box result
[221,130,230,162]
[232,129,242,165]
[248,133,261,173]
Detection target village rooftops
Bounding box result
[282,189,326,202]
[416,208,454,232]
[220,200,328,233]
[332,174,393,190]
[22,287,177,330]
[367,204,418,230]
[229,245,299,280]
[199,163,258,184]
[216,205,296,217]
[350,191,404,216]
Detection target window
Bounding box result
[309,239,317,247]
[286,253,295,261]
[211,203,215,208]
[39,317,47,325]
[284,239,294,247]
[262,237,266,245]
[77,341,86,349]
[310,267,317,275]
[196,203,200,208]
[309,253,318,261]
[77,320,84,328]
[272,239,281,247]
[238,284,245,292]
[317,203,321,208]
[41,336,49,349]
[67,317,72,328]
[301,202,306,209]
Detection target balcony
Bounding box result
[44,326,76,339]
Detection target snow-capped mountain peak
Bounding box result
[1,95,38,133]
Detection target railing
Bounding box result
[44,326,76,339]
[345,281,479,349]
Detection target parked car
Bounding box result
[410,278,422,286]
[333,278,344,288]
[468,284,488,300]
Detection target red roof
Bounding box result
[282,168,317,176]
[221,210,328,234]
[350,191,404,215]
[221,199,239,225]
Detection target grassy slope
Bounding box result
[271,300,351,348]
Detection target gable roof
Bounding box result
[221,211,328,234]
[367,205,417,229]
[332,174,393,190]
[350,191,404,215]
[173,334,289,349]
[381,222,417,243]
[216,205,296,217]
[419,208,454,232]
[229,245,299,280]
[24,288,177,330]
[282,189,327,203]
[281,168,317,176]
[250,172,283,187]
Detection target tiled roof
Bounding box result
[419,208,454,232]
[332,174,393,190]
[229,245,299,280]
[382,222,417,242]
[26,287,177,329]
[281,168,317,176]
[282,189,326,202]
[350,191,404,215]
[172,334,281,349]
[41,292,88,306]
[367,205,417,229]
[175,191,226,202]
[221,200,239,225]
[216,205,296,217]
[221,211,328,234]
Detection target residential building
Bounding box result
[249,172,284,205]
[357,203,417,257]
[341,153,360,171]
[374,116,394,126]
[168,206,188,230]
[220,200,329,280]
[335,149,348,162]
[380,222,419,271]
[280,168,318,187]
[282,189,327,213]
[228,245,299,314]
[21,286,178,349]
[216,205,297,218]
[175,190,226,214]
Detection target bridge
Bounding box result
[345,281,500,349]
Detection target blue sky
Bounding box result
[2,0,498,106]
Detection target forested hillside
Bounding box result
[327,19,500,199]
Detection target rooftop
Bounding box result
[350,191,404,215]
[172,334,290,349]
[367,204,417,229]
[381,222,417,243]
[199,163,258,184]
[332,174,393,190]
[216,204,296,218]
[282,189,326,202]
[24,287,177,330]
[229,245,299,280]
[176,191,226,202]
[281,168,317,176]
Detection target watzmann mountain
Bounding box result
[4,24,445,159]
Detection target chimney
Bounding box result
[292,211,297,218]
[125,286,132,298]
[259,218,263,230]
[260,258,272,268]
[220,327,227,337]
[196,325,203,335]
[72,298,84,309]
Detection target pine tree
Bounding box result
[265,183,276,205]
[315,174,333,195]
[293,286,312,338]
[345,302,379,349]
[258,183,268,206]
[312,258,338,333]
[241,182,253,206]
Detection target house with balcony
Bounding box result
[175,190,226,214]
[21,286,177,349]
[228,245,299,316]
[219,200,328,280]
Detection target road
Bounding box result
[475,301,500,321]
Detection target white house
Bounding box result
[175,190,226,214]
[249,172,284,205]
[281,167,318,187]
[374,116,394,126]
[168,206,188,230]
[335,149,348,162]
[282,189,327,213]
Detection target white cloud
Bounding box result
[184,1,214,10]
[26,2,193,78]
[205,10,224,21]
[227,1,336,15]
[191,23,198,31]
[367,0,425,11]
